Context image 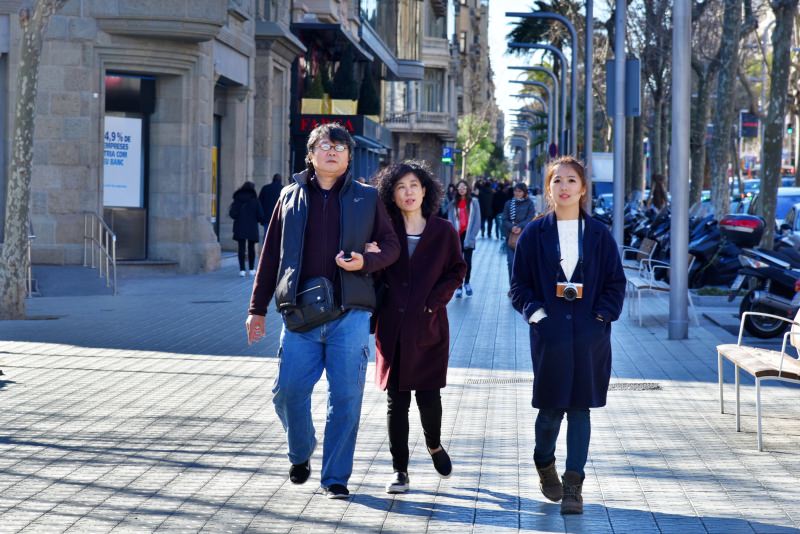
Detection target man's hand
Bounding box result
[364,241,381,254]
[335,251,365,271]
[246,314,266,345]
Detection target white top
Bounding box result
[529,218,580,324]
[557,219,580,281]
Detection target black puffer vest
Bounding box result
[274,169,377,312]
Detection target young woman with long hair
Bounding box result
[509,156,626,514]
[447,180,481,297]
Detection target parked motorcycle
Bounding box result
[722,214,800,338]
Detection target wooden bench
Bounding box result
[620,238,657,274]
[626,256,699,327]
[717,311,800,451]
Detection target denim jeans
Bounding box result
[533,408,591,478]
[272,309,370,488]
[506,242,515,284]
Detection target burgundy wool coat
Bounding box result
[375,215,467,391]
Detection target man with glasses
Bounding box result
[246,122,400,499]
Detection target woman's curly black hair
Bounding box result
[375,160,444,220]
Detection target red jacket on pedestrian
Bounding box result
[375,215,466,391]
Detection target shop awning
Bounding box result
[290,22,373,62]
[354,135,389,153]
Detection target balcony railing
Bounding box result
[385,111,455,135]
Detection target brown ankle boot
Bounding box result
[560,470,583,514]
[535,461,563,502]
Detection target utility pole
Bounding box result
[612,0,626,245]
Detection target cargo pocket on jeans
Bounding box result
[358,345,369,387]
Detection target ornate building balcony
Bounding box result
[385,111,456,137]
[422,37,450,68]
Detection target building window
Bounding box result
[457,96,463,114]
[404,143,418,159]
[459,31,467,54]
[424,3,446,39]
[460,0,468,5]
[422,69,444,113]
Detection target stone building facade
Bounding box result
[1,0,499,273]
[384,0,458,185]
[454,0,500,142]
[0,0,305,272]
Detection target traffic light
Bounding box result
[789,123,795,135]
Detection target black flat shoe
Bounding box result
[289,460,311,484]
[428,447,452,478]
[386,471,410,494]
[323,484,350,499]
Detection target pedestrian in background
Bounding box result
[230,181,265,277]
[477,179,495,238]
[492,182,509,240]
[245,122,400,500]
[502,182,536,287]
[258,173,283,229]
[371,160,466,494]
[447,180,481,298]
[510,156,625,515]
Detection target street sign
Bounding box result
[442,147,453,164]
[548,143,558,158]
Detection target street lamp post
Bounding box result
[508,42,569,156]
[511,88,554,149]
[506,12,578,155]
[612,0,626,245]
[669,0,691,339]
[509,65,561,142]
[511,80,556,150]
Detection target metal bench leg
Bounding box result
[638,289,642,327]
[718,351,724,414]
[756,377,763,451]
[735,365,740,432]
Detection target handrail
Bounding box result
[83,212,117,295]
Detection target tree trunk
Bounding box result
[660,101,670,183]
[632,114,644,199]
[708,0,743,220]
[690,68,714,207]
[652,99,663,176]
[0,1,67,320]
[758,0,799,248]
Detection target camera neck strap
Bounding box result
[555,213,584,283]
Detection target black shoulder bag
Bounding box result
[282,277,343,333]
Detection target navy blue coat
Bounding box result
[510,212,626,409]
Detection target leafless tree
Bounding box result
[0,1,68,320]
[758,0,800,248]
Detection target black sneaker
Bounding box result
[386,472,410,494]
[323,484,350,499]
[289,460,311,484]
[429,447,452,478]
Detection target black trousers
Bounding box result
[236,239,257,271]
[480,212,493,237]
[459,233,473,284]
[387,368,442,473]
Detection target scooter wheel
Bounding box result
[739,290,790,339]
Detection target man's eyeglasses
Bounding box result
[315,142,348,153]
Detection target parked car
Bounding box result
[747,186,800,226]
[731,179,760,199]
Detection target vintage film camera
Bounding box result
[556,282,584,301]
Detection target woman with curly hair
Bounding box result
[370,160,466,494]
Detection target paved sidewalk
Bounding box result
[1,239,800,533]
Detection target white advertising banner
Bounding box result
[103,115,143,208]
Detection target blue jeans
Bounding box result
[533,408,591,478]
[272,310,370,488]
[506,242,515,284]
